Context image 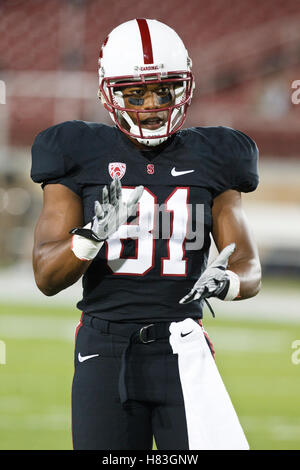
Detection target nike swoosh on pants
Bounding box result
[78,353,99,363]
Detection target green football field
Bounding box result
[0,300,300,450]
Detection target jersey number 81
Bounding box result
[106,187,189,277]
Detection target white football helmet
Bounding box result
[98,19,195,146]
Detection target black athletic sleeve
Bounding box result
[226,127,259,193]
[31,121,82,196]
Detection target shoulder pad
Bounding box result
[182,126,259,194]
[221,126,259,193]
[31,120,83,184]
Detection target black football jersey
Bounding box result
[31,121,259,322]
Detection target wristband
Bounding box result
[71,223,104,261]
[223,270,240,301]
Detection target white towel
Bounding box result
[169,318,249,450]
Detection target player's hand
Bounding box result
[179,243,240,304]
[70,178,144,260]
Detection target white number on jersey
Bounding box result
[107,187,189,276]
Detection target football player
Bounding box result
[31,19,261,450]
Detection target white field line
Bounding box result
[207,293,300,324]
[205,326,291,352]
[0,314,292,352]
[1,411,299,442]
[0,412,70,431]
[242,416,300,443]
[1,264,300,323]
[1,413,299,451]
[0,315,77,342]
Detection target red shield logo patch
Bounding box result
[108,162,126,180]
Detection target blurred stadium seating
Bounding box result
[0,0,299,273]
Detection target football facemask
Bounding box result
[98,18,195,146]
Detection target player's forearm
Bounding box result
[33,239,91,296]
[229,258,261,299]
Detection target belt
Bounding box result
[82,315,172,405]
[82,315,171,343]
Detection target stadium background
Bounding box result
[0,0,300,450]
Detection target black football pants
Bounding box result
[71,315,192,450]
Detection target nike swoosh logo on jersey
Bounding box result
[78,353,99,363]
[180,331,193,337]
[171,167,195,176]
